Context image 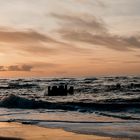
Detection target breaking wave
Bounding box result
[1,94,140,113]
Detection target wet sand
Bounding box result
[0,122,131,140]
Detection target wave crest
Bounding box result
[1,94,140,112]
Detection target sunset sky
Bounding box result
[0,0,140,77]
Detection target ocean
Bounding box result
[0,76,140,139]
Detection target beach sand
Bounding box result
[0,122,130,140]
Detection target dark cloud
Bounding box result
[0,62,60,72]
[52,13,140,51]
[0,65,33,71]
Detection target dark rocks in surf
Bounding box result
[69,86,74,95]
[48,85,74,96]
[0,82,40,89]
[116,83,121,89]
[129,83,140,88]
[8,82,39,89]
[106,83,122,91]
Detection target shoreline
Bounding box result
[0,122,132,140]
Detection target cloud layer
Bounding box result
[0,29,59,55]
[52,13,140,51]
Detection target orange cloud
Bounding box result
[0,29,57,43]
[0,28,91,56]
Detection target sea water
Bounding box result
[0,76,140,139]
